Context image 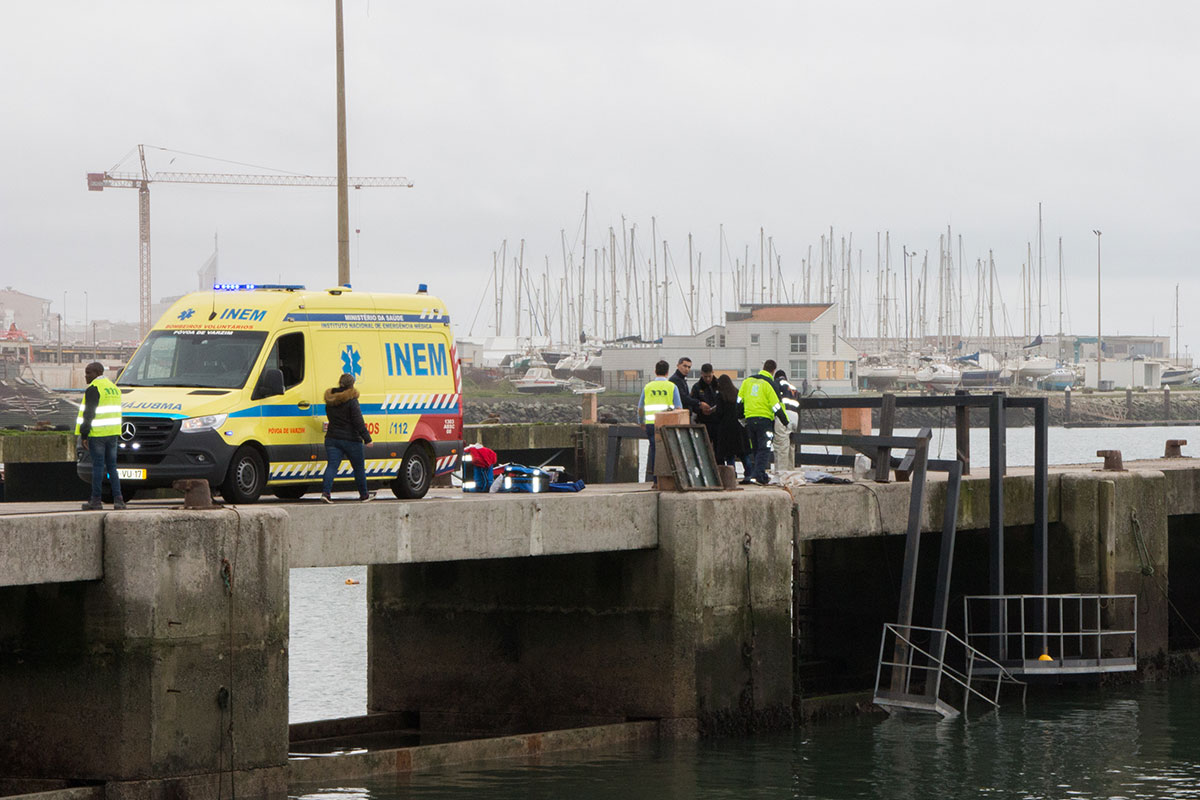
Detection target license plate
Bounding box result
[117,468,146,480]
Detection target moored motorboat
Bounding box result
[510,367,567,393]
[915,363,961,392]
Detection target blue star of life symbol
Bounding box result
[177,308,195,321]
[341,345,362,377]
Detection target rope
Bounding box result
[1129,508,1200,646]
[1130,508,1155,577]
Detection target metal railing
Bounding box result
[873,622,1026,718]
[963,594,1138,674]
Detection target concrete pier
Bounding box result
[0,509,290,800]
[367,490,792,737]
[1,457,1199,791]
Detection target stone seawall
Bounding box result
[463,391,1200,428]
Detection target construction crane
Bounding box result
[88,144,414,337]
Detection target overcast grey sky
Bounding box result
[2,1,1197,352]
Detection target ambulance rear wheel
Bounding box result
[222,446,265,504]
[391,445,432,499]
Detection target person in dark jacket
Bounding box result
[690,363,720,448]
[669,357,700,415]
[321,372,374,502]
[713,374,749,472]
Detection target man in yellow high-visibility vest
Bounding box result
[637,359,681,484]
[77,361,126,510]
[737,359,791,485]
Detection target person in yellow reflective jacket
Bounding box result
[737,359,790,485]
[77,361,126,510]
[637,359,682,484]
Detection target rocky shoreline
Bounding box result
[463,390,1200,429]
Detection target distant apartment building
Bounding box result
[0,287,52,342]
[602,303,857,394]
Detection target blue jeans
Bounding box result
[322,438,368,496]
[88,435,122,501]
[746,417,774,481]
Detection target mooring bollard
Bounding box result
[173,479,218,509]
[1164,385,1171,421]
[1165,439,1188,458]
[1096,449,1126,471]
[1064,386,1072,423]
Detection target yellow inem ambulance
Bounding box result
[77,283,463,503]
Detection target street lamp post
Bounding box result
[1093,230,1102,389]
[902,246,912,350]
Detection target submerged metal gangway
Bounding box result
[793,391,1136,716]
[873,623,1025,718]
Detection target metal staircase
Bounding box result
[873,623,1025,718]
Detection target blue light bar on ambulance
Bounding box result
[213,283,306,292]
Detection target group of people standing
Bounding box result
[638,356,800,486]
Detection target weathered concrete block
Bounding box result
[0,508,289,791]
[0,433,76,463]
[367,490,794,736]
[287,492,659,568]
[1059,469,1169,658]
[0,513,103,587]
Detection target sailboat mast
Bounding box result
[1176,284,1181,361]
[1037,203,1044,336]
[689,232,695,334]
[1057,236,1064,338]
[718,224,724,321]
[651,216,658,338]
[580,193,588,339]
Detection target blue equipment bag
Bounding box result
[497,464,550,493]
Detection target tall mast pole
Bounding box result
[1057,236,1064,338]
[718,224,724,320]
[335,0,351,286]
[610,228,618,340]
[688,232,695,334]
[1094,230,1102,388]
[1038,202,1044,336]
[580,192,588,338]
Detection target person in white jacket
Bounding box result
[772,369,800,476]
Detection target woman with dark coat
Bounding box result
[713,374,750,472]
[321,372,374,502]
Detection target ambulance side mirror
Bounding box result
[253,368,285,400]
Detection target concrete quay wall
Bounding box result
[367,491,794,738]
[0,509,290,800]
[0,489,790,795]
[1,460,1199,791]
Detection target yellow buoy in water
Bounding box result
[345,578,360,585]
[1038,653,1054,661]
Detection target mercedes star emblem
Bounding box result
[120,421,137,441]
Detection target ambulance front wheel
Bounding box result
[222,446,266,504]
[392,445,432,499]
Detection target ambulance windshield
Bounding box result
[120,330,269,389]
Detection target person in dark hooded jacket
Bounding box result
[321,372,374,502]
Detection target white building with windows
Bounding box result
[601,303,857,394]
